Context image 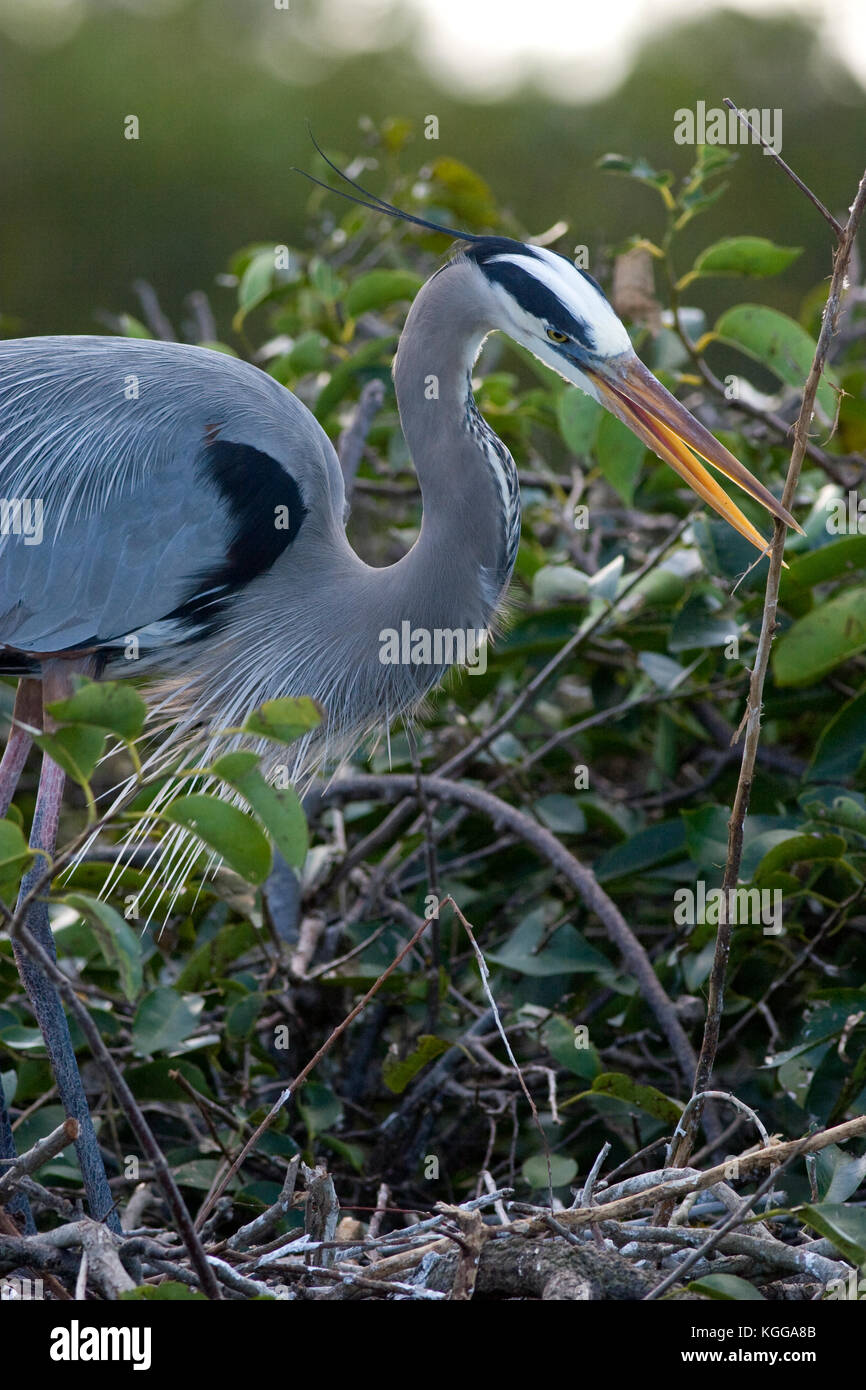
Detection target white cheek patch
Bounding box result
[487,249,632,359]
[483,279,602,400]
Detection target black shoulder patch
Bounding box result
[169,438,308,628]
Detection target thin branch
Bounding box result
[670,161,866,1172]
[0,1117,78,1198]
[723,99,844,240]
[444,896,554,1208]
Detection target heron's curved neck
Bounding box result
[391,262,520,621]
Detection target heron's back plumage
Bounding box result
[0,336,344,662]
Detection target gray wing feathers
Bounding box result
[0,336,339,653]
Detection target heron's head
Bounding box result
[462,236,798,552]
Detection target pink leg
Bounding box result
[0,678,41,818]
[7,661,119,1229]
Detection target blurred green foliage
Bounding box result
[1,0,862,338]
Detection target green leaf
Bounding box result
[172,1159,224,1191]
[121,1282,206,1301]
[0,818,34,898]
[753,832,845,884]
[814,1145,866,1203]
[235,248,277,323]
[242,696,322,745]
[782,535,866,597]
[320,1133,365,1173]
[532,565,590,604]
[126,1058,212,1102]
[692,237,801,279]
[429,156,499,225]
[298,1082,342,1140]
[807,690,866,783]
[309,257,345,302]
[715,304,837,420]
[313,335,397,420]
[589,555,624,602]
[688,1274,765,1301]
[557,389,602,455]
[669,596,737,652]
[212,751,308,869]
[287,331,328,374]
[594,821,687,882]
[595,411,645,504]
[487,914,610,977]
[344,269,423,318]
[161,794,272,883]
[175,920,259,992]
[0,1026,48,1054]
[131,988,201,1057]
[586,1072,683,1124]
[799,786,866,836]
[533,794,586,835]
[774,588,866,686]
[542,1014,601,1080]
[522,1152,577,1189]
[637,651,691,692]
[800,1203,866,1265]
[64,893,143,1003]
[596,154,674,198]
[116,314,151,339]
[383,1035,450,1093]
[32,726,105,787]
[47,678,146,740]
[681,804,735,871]
[226,992,265,1041]
[765,990,866,1066]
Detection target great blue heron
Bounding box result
[0,150,799,1227]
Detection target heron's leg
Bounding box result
[0,678,41,818]
[10,662,120,1231]
[0,679,43,1226]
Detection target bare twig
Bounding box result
[444,896,554,1207]
[671,160,866,1171]
[723,99,844,240]
[0,1117,78,1198]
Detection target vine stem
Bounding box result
[670,162,866,1172]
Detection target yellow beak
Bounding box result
[585,353,801,554]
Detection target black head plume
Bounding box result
[292,125,490,244]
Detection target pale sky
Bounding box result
[2,0,865,98]
[321,0,866,99]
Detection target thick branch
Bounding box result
[318,772,698,1084]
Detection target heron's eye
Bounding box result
[546,328,569,343]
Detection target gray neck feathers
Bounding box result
[143,260,522,783]
[392,259,521,605]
